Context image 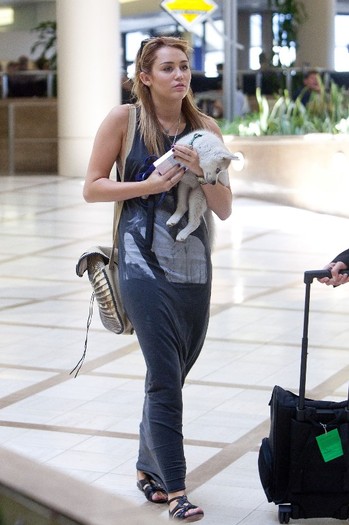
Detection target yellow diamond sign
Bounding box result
[161,0,218,31]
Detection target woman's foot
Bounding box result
[168,494,204,522]
[136,471,168,504]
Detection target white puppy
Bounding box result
[164,130,236,242]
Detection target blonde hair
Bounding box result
[132,36,210,156]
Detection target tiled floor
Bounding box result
[1,174,349,524]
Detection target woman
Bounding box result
[318,249,349,286]
[83,36,232,521]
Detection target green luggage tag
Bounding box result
[316,426,344,463]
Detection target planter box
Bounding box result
[224,134,349,218]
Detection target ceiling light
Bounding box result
[0,7,14,26]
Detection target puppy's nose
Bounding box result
[211,181,217,186]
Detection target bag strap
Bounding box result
[71,105,137,377]
[110,104,137,264]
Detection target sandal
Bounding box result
[137,476,168,504]
[168,495,204,522]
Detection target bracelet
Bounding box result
[197,176,207,185]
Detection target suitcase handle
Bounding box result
[299,269,349,410]
[304,269,349,284]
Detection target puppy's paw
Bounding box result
[166,215,180,227]
[175,232,188,242]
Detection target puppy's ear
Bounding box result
[220,154,235,169]
[220,158,231,169]
[226,152,237,161]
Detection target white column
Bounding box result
[56,0,120,177]
[296,0,335,69]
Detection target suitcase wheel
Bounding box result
[278,504,291,524]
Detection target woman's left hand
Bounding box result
[172,144,203,178]
[173,142,232,220]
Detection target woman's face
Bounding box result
[140,46,191,103]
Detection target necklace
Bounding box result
[160,114,181,146]
[170,115,181,146]
[161,114,181,134]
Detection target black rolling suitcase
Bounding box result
[258,269,349,524]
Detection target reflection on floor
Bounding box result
[1,175,348,524]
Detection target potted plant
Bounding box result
[221,78,349,137]
[221,80,349,217]
[31,21,57,71]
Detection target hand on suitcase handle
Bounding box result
[299,268,349,412]
[304,269,349,284]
